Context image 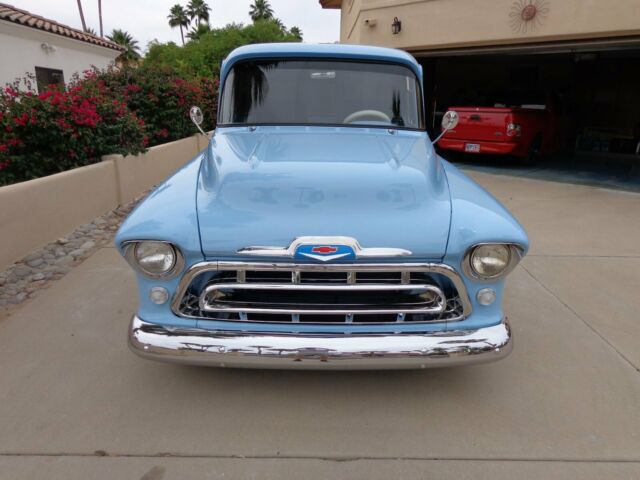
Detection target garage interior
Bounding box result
[418,39,640,188]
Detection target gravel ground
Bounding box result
[0,194,145,319]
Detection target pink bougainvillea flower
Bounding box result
[13,113,29,127]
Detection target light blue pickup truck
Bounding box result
[116,43,529,369]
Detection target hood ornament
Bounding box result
[237,236,412,262]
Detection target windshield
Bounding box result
[219,59,424,129]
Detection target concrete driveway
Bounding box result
[1,171,639,479]
[442,152,640,193]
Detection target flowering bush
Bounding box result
[79,65,218,145]
[0,82,146,185]
[0,66,218,186]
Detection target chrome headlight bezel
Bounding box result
[122,240,185,279]
[463,243,524,281]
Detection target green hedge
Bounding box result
[145,20,301,78]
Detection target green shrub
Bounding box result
[145,20,301,79]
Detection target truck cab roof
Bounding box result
[220,43,423,86]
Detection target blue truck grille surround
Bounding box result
[173,262,467,325]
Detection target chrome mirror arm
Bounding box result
[432,130,448,145]
[193,121,211,140]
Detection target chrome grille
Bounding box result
[173,262,471,325]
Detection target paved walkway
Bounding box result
[1,171,639,479]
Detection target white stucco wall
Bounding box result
[0,20,120,89]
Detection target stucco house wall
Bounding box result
[328,0,640,52]
[0,17,120,88]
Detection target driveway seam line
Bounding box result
[1,453,640,463]
[520,264,640,374]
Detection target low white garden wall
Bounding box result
[0,133,209,270]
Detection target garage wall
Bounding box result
[338,0,640,52]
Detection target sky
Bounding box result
[17,0,340,51]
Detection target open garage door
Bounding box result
[419,39,640,161]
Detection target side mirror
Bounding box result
[190,105,211,139]
[432,110,459,145]
[190,106,204,125]
[441,110,459,131]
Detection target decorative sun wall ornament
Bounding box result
[509,0,550,33]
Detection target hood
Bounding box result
[197,127,451,260]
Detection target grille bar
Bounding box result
[199,283,446,315]
[202,283,444,292]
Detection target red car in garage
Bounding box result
[438,101,566,162]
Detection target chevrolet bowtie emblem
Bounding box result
[311,246,338,254]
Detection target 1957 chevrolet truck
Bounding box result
[116,43,529,370]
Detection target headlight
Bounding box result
[123,241,183,279]
[135,242,176,276]
[468,244,511,279]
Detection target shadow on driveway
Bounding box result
[441,151,640,193]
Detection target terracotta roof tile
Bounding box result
[0,3,124,51]
[319,0,342,8]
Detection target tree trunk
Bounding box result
[180,25,185,46]
[76,0,87,31]
[98,0,104,37]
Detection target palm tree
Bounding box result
[76,0,87,31]
[98,0,104,37]
[107,29,141,63]
[186,0,211,27]
[85,27,98,36]
[272,18,285,31]
[168,4,190,45]
[249,0,273,22]
[186,22,211,41]
[289,26,303,41]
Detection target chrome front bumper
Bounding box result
[128,316,512,370]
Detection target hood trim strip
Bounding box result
[237,236,412,260]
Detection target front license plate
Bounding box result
[465,143,481,153]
